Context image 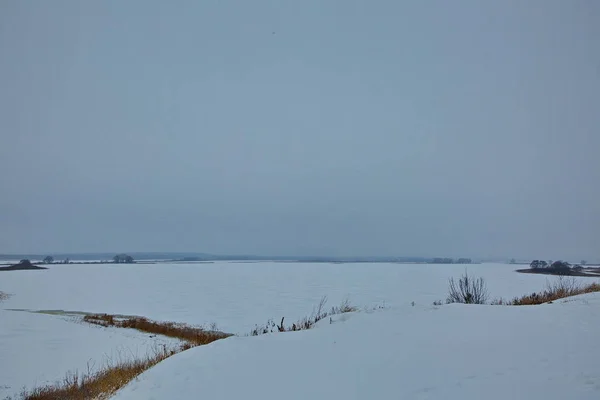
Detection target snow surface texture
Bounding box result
[0,310,181,399]
[2,262,599,399]
[114,292,600,400]
[0,262,575,334]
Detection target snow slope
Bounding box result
[114,293,600,400]
[0,310,181,399]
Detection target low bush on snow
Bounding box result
[0,291,10,302]
[446,271,488,305]
[250,296,357,336]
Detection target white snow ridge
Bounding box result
[114,294,600,400]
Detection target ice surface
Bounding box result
[0,262,575,334]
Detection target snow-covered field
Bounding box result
[0,262,568,333]
[1,262,599,399]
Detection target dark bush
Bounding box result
[548,261,571,274]
[530,260,548,269]
[446,271,488,304]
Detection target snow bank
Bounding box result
[114,294,600,400]
[0,310,181,399]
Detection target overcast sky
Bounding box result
[1,1,598,260]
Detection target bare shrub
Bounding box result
[330,297,358,315]
[250,319,276,336]
[314,295,328,322]
[250,296,357,336]
[446,271,488,304]
[545,276,578,296]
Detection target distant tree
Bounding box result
[548,260,571,275]
[509,258,516,264]
[457,258,472,264]
[581,260,587,266]
[552,260,570,268]
[530,260,548,269]
[19,259,30,264]
[43,256,54,264]
[113,254,135,264]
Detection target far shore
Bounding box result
[0,259,482,266]
[516,267,600,278]
[0,264,48,272]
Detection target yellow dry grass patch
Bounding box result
[16,315,232,400]
[83,314,230,345]
[512,281,600,305]
[491,277,600,306]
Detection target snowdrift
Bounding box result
[113,292,600,400]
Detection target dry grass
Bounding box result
[17,345,176,400]
[250,296,357,335]
[83,314,230,345]
[13,299,355,399]
[499,277,600,306]
[13,315,232,400]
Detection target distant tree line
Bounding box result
[530,260,585,274]
[42,256,70,264]
[113,254,135,263]
[39,254,136,264]
[431,258,472,264]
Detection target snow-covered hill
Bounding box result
[113,293,600,400]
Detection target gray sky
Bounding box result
[1,0,599,260]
